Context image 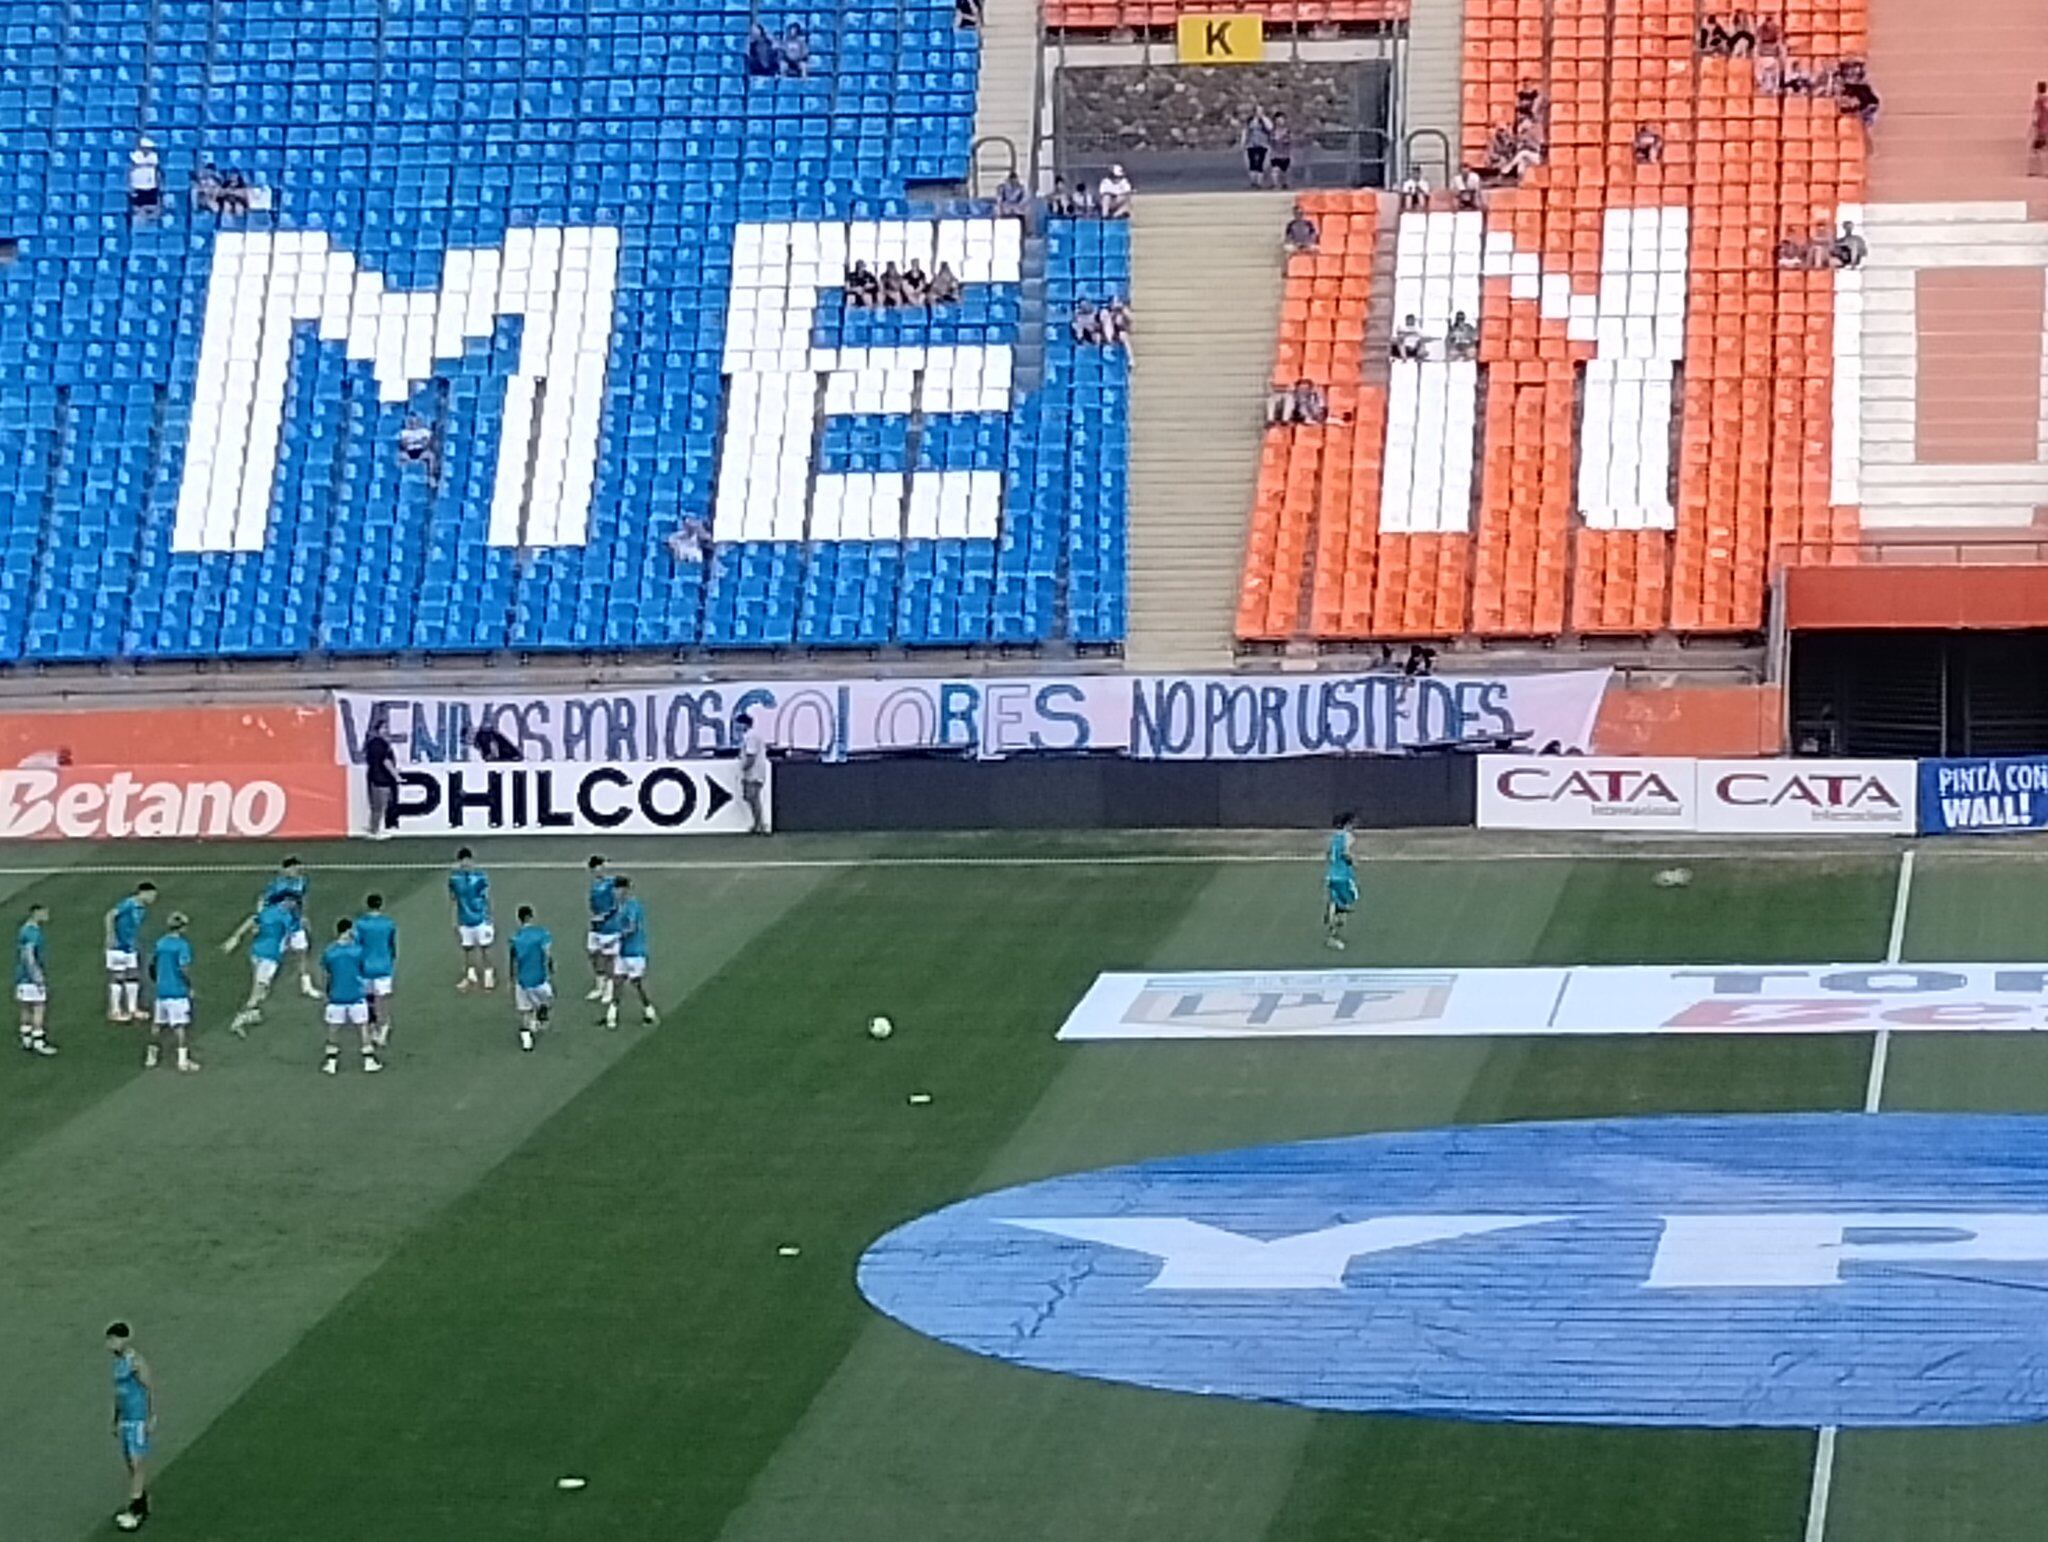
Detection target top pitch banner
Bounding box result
[1919,758,2048,835]
[336,669,1609,767]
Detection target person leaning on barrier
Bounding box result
[735,713,771,835]
[362,713,400,839]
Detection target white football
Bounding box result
[1654,867,1693,888]
[868,1015,894,1040]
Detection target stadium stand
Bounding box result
[1239,0,1867,646]
[1045,0,1408,30]
[0,0,1127,661]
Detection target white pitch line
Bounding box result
[1866,848,1916,1113]
[0,847,1919,879]
[1804,1426,1839,1542]
[1807,846,1917,1542]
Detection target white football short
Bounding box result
[287,927,310,954]
[587,930,621,956]
[614,956,647,981]
[252,957,280,986]
[105,949,139,973]
[15,982,46,1004]
[153,997,192,1027]
[457,923,495,949]
[324,1001,370,1027]
[368,975,394,998]
[515,982,554,1014]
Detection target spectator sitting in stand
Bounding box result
[1290,378,1325,423]
[1633,122,1664,164]
[217,169,253,215]
[901,258,931,305]
[1265,381,1300,426]
[1776,233,1810,267]
[1398,167,1430,210]
[995,170,1029,217]
[1515,81,1543,129]
[1502,126,1544,179]
[2034,82,2048,177]
[1101,296,1133,354]
[666,516,711,564]
[1698,13,1729,53]
[128,136,162,219]
[1837,59,1880,131]
[397,414,436,475]
[1390,314,1426,361]
[1453,166,1484,210]
[1756,14,1783,56]
[745,22,778,75]
[955,0,982,26]
[845,260,881,307]
[1283,203,1319,253]
[1047,176,1080,217]
[0,237,17,268]
[1098,163,1133,218]
[928,260,962,305]
[1445,310,1478,360]
[1831,220,1868,268]
[780,23,810,77]
[1070,299,1103,345]
[879,260,908,307]
[1781,58,1815,95]
[1726,9,1756,55]
[193,162,225,213]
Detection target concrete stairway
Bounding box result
[1399,0,1468,177]
[1125,191,1292,667]
[969,0,1040,186]
[1853,202,2048,530]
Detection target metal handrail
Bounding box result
[969,134,1021,196]
[1779,539,2048,566]
[1403,126,1451,184]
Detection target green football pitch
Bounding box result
[8,831,2048,1542]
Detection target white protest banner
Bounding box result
[1125,670,1610,760]
[337,668,1610,767]
[350,760,761,837]
[337,677,1129,767]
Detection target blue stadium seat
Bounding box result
[0,0,1124,660]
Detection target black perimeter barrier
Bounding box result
[774,752,1476,832]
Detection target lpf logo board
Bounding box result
[1058,964,2048,1039]
[352,760,762,836]
[858,1114,2048,1427]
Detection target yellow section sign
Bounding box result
[1176,12,1264,63]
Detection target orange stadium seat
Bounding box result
[1235,0,1866,649]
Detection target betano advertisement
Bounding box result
[0,764,345,840]
[0,704,345,840]
[1476,756,1918,835]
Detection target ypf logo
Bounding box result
[859,1114,2048,1428]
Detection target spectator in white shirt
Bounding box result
[1097,165,1133,219]
[128,137,162,219]
[735,713,771,834]
[1398,168,1429,211]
